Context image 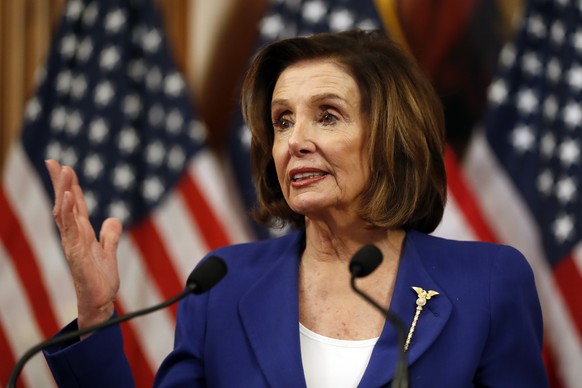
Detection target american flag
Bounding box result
[435,0,582,385]
[0,0,251,386]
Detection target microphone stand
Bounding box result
[8,255,227,388]
[350,275,409,388]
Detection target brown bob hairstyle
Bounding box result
[241,29,446,234]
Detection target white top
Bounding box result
[299,323,379,388]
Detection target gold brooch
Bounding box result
[404,287,439,351]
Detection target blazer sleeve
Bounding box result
[43,317,135,387]
[153,290,209,387]
[474,245,548,387]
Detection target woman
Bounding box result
[44,30,547,387]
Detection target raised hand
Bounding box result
[45,160,123,331]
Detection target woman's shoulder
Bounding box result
[408,230,534,281]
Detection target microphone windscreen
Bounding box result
[187,256,228,294]
[349,244,383,278]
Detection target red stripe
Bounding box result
[552,255,582,344]
[444,148,498,243]
[0,322,17,387]
[115,303,155,387]
[0,189,60,339]
[178,173,230,250]
[129,218,182,317]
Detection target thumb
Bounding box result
[100,217,123,257]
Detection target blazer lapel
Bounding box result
[238,233,307,388]
[359,231,453,386]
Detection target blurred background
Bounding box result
[3,1,582,387]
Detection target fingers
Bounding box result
[100,218,123,259]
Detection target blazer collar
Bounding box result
[238,230,452,387]
[238,231,307,388]
[360,230,453,386]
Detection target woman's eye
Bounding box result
[273,117,293,130]
[320,111,338,126]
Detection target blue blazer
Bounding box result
[45,230,548,387]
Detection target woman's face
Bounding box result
[271,59,370,220]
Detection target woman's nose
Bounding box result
[288,120,315,155]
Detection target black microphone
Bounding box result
[7,255,227,388]
[349,245,408,388]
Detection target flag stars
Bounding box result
[547,58,561,83]
[108,200,130,223]
[563,101,582,128]
[113,164,136,190]
[100,46,121,71]
[24,97,42,122]
[142,176,164,202]
[146,67,163,91]
[556,176,577,204]
[89,118,109,143]
[329,9,355,31]
[567,65,582,90]
[540,132,556,158]
[146,141,166,166]
[65,0,83,21]
[128,59,147,81]
[82,2,99,27]
[558,139,580,166]
[488,79,508,105]
[543,96,559,120]
[517,89,538,114]
[166,109,184,133]
[499,44,516,68]
[522,52,542,75]
[143,29,162,53]
[56,70,73,95]
[76,37,94,62]
[537,169,554,196]
[123,94,142,118]
[303,0,327,24]
[550,21,566,45]
[164,73,185,96]
[46,142,62,161]
[50,107,67,131]
[168,146,186,170]
[65,111,83,136]
[573,28,582,52]
[189,120,207,143]
[511,124,536,152]
[527,15,546,38]
[148,104,165,127]
[83,154,104,180]
[60,34,77,59]
[71,74,88,99]
[105,9,126,33]
[260,14,285,40]
[94,81,115,106]
[84,190,98,215]
[552,214,575,243]
[118,127,140,153]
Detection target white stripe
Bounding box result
[117,236,175,371]
[2,144,78,325]
[154,188,208,285]
[433,191,478,241]
[190,150,254,244]
[0,243,55,388]
[464,132,582,387]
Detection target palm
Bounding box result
[46,160,122,328]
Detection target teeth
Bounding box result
[292,172,325,181]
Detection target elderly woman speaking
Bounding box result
[43,30,547,387]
